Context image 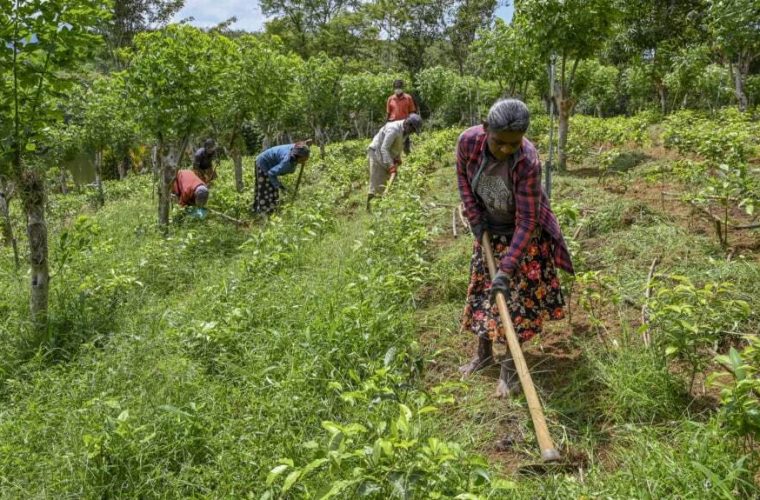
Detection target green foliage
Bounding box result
[267,371,515,498]
[591,343,686,424]
[297,52,343,142]
[0,0,110,172]
[574,271,620,336]
[573,60,620,116]
[707,0,760,66]
[522,422,756,498]
[517,0,618,62]
[212,35,300,147]
[565,114,652,162]
[648,274,751,388]
[416,67,500,127]
[127,25,222,144]
[712,337,760,442]
[78,75,139,154]
[663,109,760,243]
[707,0,760,110]
[469,18,541,94]
[340,72,404,135]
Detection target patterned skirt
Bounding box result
[462,229,566,344]
[253,169,279,214]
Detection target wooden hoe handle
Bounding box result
[384,172,397,196]
[482,232,561,462]
[291,162,306,202]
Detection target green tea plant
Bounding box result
[265,366,515,498]
[565,114,651,164]
[663,109,760,245]
[648,275,751,391]
[711,338,760,446]
[573,271,621,344]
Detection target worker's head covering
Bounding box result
[292,141,310,158]
[393,79,404,89]
[405,113,423,133]
[194,185,209,207]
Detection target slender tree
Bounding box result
[78,75,139,204]
[707,0,760,111]
[517,0,617,170]
[447,0,497,76]
[0,0,109,334]
[126,25,224,227]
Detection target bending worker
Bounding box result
[252,141,310,215]
[193,138,218,183]
[172,169,209,207]
[366,113,422,211]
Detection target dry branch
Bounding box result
[207,208,246,226]
[640,257,660,348]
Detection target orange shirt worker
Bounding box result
[386,79,418,154]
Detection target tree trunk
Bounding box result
[657,84,667,114]
[730,60,749,112]
[232,147,244,193]
[21,169,49,335]
[0,183,20,270]
[157,140,188,228]
[59,167,68,195]
[94,150,105,207]
[157,144,171,227]
[151,145,159,175]
[557,96,575,171]
[117,155,129,180]
[315,125,326,157]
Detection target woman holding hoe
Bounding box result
[456,99,574,397]
[252,141,311,215]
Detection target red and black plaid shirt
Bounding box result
[456,125,574,275]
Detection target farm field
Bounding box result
[1,112,758,497]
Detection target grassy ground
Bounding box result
[416,133,759,497]
[0,124,758,498]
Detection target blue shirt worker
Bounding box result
[193,138,218,183]
[252,142,310,214]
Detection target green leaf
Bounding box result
[266,464,289,486]
[418,406,439,415]
[281,470,301,493]
[319,479,357,499]
[301,458,328,477]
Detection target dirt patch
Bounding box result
[564,166,602,179]
[619,163,760,258]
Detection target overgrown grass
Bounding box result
[0,124,758,497]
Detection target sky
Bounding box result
[172,0,515,32]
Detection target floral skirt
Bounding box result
[461,229,566,344]
[253,169,279,214]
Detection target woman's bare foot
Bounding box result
[459,355,494,376]
[495,355,521,398]
[459,337,494,377]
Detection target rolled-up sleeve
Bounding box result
[380,126,401,167]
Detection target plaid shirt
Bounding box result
[456,125,574,274]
